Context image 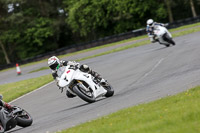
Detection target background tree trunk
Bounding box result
[0,40,11,64]
[189,0,197,17]
[165,0,174,22]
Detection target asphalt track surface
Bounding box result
[2,31,200,133]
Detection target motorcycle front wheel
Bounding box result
[102,82,114,97]
[163,33,176,45]
[16,110,33,127]
[73,85,96,103]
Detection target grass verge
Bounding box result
[0,74,53,102]
[59,86,200,133]
[169,22,200,32]
[28,67,49,73]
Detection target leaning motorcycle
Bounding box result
[149,25,175,47]
[0,98,33,133]
[57,65,114,103]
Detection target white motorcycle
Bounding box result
[149,25,175,47]
[57,65,114,103]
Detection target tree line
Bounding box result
[0,0,199,65]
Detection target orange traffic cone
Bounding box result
[16,63,21,75]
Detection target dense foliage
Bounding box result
[0,0,199,65]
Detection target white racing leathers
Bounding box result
[149,25,175,47]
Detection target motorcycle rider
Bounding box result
[146,19,167,43]
[48,56,105,98]
[0,95,12,110]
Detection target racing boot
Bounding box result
[89,70,106,85]
[79,65,106,84]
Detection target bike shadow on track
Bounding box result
[57,97,107,113]
[153,45,172,51]
[6,127,23,133]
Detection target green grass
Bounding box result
[28,67,49,73]
[0,74,53,102]
[172,25,200,37]
[59,86,200,133]
[76,40,150,62]
[169,22,200,32]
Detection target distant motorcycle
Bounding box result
[57,65,114,103]
[0,97,33,133]
[149,25,175,47]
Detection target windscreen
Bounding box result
[57,66,66,78]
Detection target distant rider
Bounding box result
[146,19,166,43]
[48,56,105,98]
[0,95,13,110]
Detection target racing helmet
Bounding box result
[48,56,60,70]
[147,19,154,26]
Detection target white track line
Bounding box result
[9,81,55,104]
[135,58,165,84]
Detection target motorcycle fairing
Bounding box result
[153,25,172,45]
[58,66,107,98]
[73,70,107,98]
[0,108,17,131]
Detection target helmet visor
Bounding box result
[149,23,153,26]
[50,63,59,70]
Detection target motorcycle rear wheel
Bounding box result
[73,85,96,103]
[16,110,33,127]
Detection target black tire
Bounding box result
[165,44,170,47]
[170,39,176,45]
[73,85,96,103]
[167,37,175,45]
[16,110,33,127]
[163,33,175,45]
[102,82,114,97]
[66,90,76,98]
